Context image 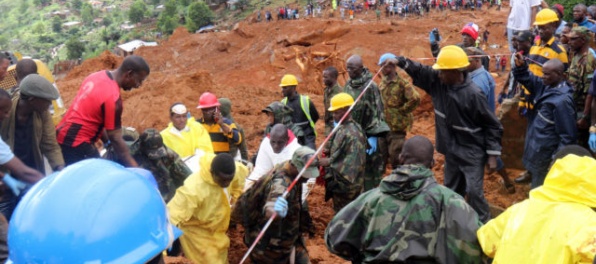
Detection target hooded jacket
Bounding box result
[512,64,577,170]
[477,155,596,263]
[263,102,305,145]
[160,118,214,159]
[401,59,503,162]
[167,153,248,264]
[325,164,483,263]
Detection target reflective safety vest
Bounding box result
[282,95,317,136]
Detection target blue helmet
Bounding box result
[378,53,397,66]
[8,159,182,263]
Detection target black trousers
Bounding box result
[60,142,100,166]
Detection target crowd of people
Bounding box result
[0,1,595,263]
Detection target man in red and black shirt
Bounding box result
[56,55,150,167]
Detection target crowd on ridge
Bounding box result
[0,1,594,263]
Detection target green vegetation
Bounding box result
[186,2,214,32]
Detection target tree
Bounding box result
[129,0,148,23]
[102,16,113,27]
[186,2,214,33]
[32,21,46,35]
[33,0,50,7]
[158,14,178,34]
[150,0,161,5]
[18,1,29,14]
[66,37,85,59]
[81,3,94,25]
[163,0,177,17]
[179,0,191,7]
[52,16,63,33]
[71,0,83,11]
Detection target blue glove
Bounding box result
[274,197,288,218]
[366,136,378,155]
[589,133,596,152]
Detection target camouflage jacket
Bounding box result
[324,83,343,135]
[344,68,390,137]
[567,49,596,115]
[379,74,420,132]
[130,143,192,202]
[325,164,483,264]
[326,120,366,188]
[239,162,312,254]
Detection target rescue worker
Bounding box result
[262,101,305,145]
[465,48,515,193]
[232,147,318,264]
[325,136,483,263]
[160,102,214,160]
[56,55,150,167]
[344,55,390,191]
[512,55,577,188]
[394,45,503,223]
[10,58,37,96]
[377,53,420,170]
[458,23,489,70]
[167,153,248,264]
[1,74,64,174]
[0,89,45,261]
[196,92,242,155]
[429,28,442,58]
[0,74,65,220]
[130,128,192,202]
[322,66,343,136]
[280,74,320,149]
[566,26,596,150]
[477,149,596,263]
[319,93,367,213]
[247,124,301,190]
[218,98,249,161]
[7,159,182,263]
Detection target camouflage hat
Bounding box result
[291,146,319,179]
[20,74,60,100]
[514,30,533,43]
[566,26,592,42]
[139,128,167,159]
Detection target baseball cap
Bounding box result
[170,104,187,115]
[378,53,397,66]
[139,128,167,159]
[552,4,564,17]
[514,30,533,43]
[291,146,319,179]
[20,74,60,100]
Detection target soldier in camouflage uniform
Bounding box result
[378,53,420,169]
[344,55,390,191]
[262,101,306,146]
[320,93,367,213]
[323,66,343,136]
[232,147,318,264]
[325,136,483,263]
[566,26,596,149]
[218,98,249,161]
[130,128,192,202]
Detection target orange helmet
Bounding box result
[196,92,220,109]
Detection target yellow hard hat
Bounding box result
[279,74,298,87]
[328,92,354,111]
[432,45,470,70]
[534,9,559,26]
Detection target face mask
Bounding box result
[333,121,339,127]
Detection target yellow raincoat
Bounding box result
[161,118,214,159]
[477,155,596,264]
[167,153,248,264]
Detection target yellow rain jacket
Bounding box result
[167,153,248,264]
[161,118,214,159]
[477,155,596,264]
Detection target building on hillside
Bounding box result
[51,10,71,19]
[62,21,82,29]
[89,0,103,9]
[115,40,158,57]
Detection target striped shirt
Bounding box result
[197,117,241,154]
[528,37,568,77]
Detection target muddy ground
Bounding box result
[56,4,531,264]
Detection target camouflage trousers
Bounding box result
[331,186,362,213]
[250,241,310,264]
[364,150,385,191]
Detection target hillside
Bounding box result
[55,5,533,263]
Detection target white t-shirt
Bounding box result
[0,137,15,165]
[507,0,541,30]
[247,136,301,182]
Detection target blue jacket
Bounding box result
[512,64,577,170]
[469,67,496,112]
